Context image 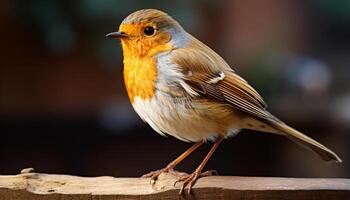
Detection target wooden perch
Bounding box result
[0,168,349,200]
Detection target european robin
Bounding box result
[107,9,341,194]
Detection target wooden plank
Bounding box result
[0,169,349,200]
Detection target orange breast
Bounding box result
[123,55,157,103]
[120,28,172,103]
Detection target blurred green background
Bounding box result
[1,0,349,178]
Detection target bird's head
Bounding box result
[107,9,188,57]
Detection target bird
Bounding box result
[106,9,342,194]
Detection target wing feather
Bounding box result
[170,47,277,121]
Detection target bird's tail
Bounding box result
[271,121,342,163]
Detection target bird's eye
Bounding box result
[144,26,155,36]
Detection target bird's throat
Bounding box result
[123,54,157,103]
[121,40,172,103]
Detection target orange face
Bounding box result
[118,22,172,57]
[118,22,173,103]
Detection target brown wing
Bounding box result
[171,47,278,122]
[170,42,341,163]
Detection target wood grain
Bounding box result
[0,169,349,200]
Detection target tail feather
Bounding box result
[272,122,342,163]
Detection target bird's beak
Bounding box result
[106,31,128,39]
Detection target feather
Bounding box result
[169,38,341,163]
[170,46,274,122]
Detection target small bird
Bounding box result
[107,9,341,194]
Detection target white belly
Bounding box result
[131,94,240,142]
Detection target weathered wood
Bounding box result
[0,169,349,200]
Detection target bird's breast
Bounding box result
[123,56,157,103]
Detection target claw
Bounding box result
[142,170,161,184]
[188,176,197,194]
[175,169,218,195]
[174,175,187,187]
[174,180,179,187]
[141,166,177,185]
[142,170,161,178]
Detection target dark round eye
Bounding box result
[144,26,155,36]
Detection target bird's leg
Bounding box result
[175,136,224,195]
[142,141,204,182]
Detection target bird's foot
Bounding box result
[142,165,178,184]
[175,169,218,195]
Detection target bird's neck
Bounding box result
[123,53,157,103]
[121,41,173,103]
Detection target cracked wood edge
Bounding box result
[0,171,349,199]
